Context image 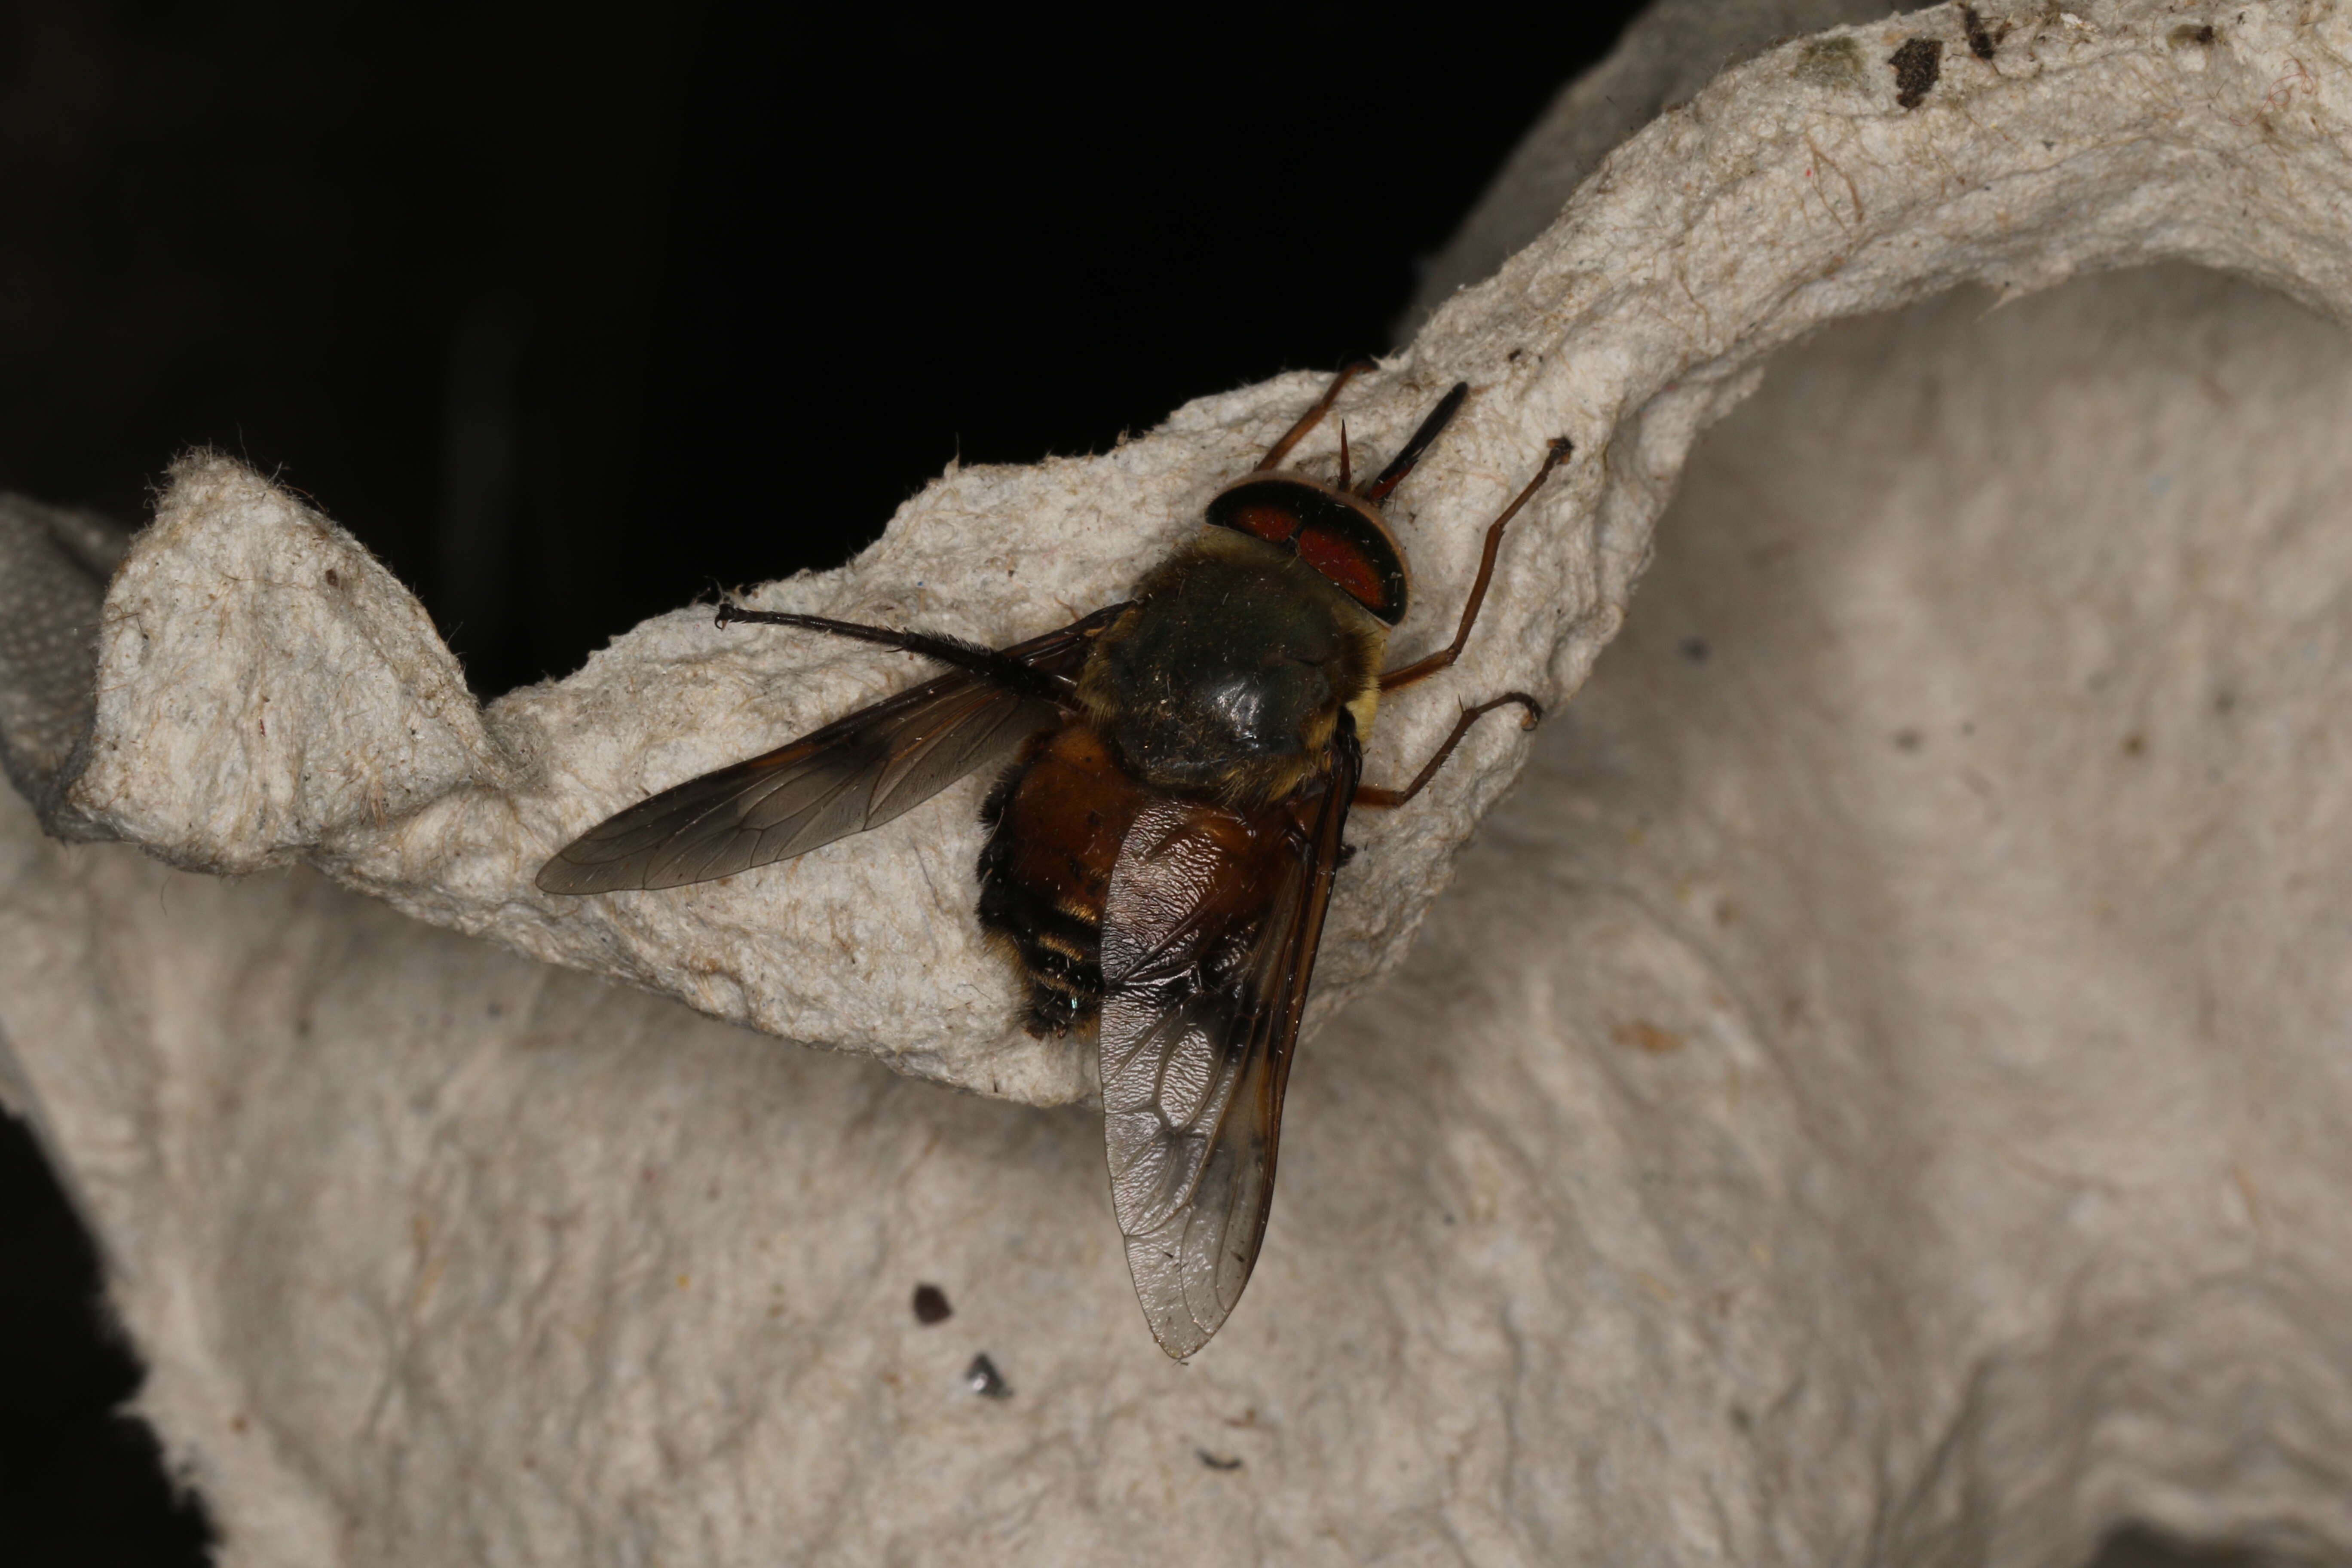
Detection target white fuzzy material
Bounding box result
[6,1,2352,1562]
[68,0,2352,1108]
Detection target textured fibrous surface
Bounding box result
[43,0,2352,1109]
[7,1,2352,1563]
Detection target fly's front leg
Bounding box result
[1360,433,1573,807]
[1354,694,1541,810]
[1379,435,1574,693]
[1256,360,1374,471]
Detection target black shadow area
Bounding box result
[0,1110,214,1566]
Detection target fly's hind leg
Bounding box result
[1354,694,1541,809]
[715,600,1124,702]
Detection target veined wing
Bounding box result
[1097,729,1360,1359]
[536,609,1112,894]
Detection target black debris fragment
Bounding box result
[912,1283,952,1325]
[1197,1449,1244,1471]
[1959,5,1998,61]
[964,1354,1012,1398]
[1890,37,1943,108]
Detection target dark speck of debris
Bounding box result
[912,1283,952,1324]
[1679,637,1710,663]
[965,1354,1012,1398]
[1890,37,1943,108]
[324,568,341,588]
[2170,22,2217,46]
[1507,348,1524,362]
[2121,731,2147,758]
[2214,689,2236,714]
[1958,4,2000,61]
[1197,1449,1244,1471]
[1894,728,1923,752]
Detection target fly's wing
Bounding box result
[536,612,1107,894]
[1097,731,1360,1359]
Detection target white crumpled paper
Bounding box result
[7,1,2352,1562]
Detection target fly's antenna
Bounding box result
[1358,381,1470,502]
[1337,422,1352,490]
[1256,360,1375,472]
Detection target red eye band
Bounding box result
[1225,502,1302,546]
[1204,478,1411,625]
[1295,524,1387,615]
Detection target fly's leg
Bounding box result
[716,603,986,667]
[1379,435,1574,693]
[1353,694,1540,809]
[714,600,1125,702]
[1358,433,1573,805]
[1256,365,1478,507]
[1256,361,1374,471]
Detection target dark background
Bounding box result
[0,3,1655,1562]
[0,1,1663,702]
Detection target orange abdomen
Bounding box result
[976,722,1150,1035]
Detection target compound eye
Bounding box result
[1222,500,1302,547]
[1207,477,1411,625]
[1295,523,1398,622]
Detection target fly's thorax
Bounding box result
[1078,531,1387,803]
